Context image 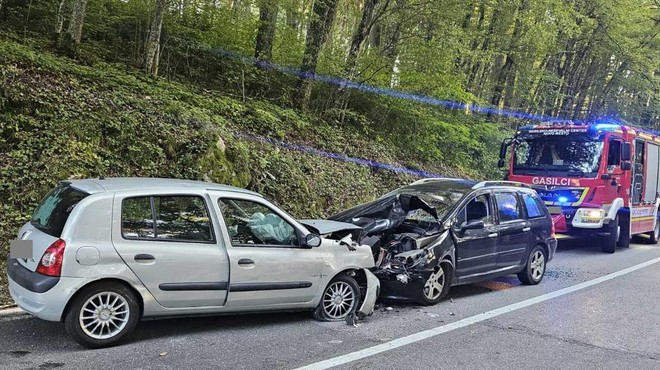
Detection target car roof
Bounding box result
[410,178,533,191]
[407,177,478,190]
[65,177,260,196]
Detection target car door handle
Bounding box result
[488,233,498,238]
[522,227,531,232]
[238,258,254,266]
[134,254,155,262]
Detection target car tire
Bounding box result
[418,263,451,306]
[517,245,547,285]
[602,216,619,253]
[647,219,660,245]
[64,282,140,348]
[313,274,360,322]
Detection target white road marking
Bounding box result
[295,256,660,370]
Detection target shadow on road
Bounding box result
[0,311,312,353]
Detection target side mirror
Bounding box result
[499,139,512,159]
[304,233,322,248]
[621,142,632,161]
[497,158,506,168]
[621,161,632,171]
[461,219,484,231]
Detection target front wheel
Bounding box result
[602,216,619,253]
[313,274,360,321]
[64,282,140,348]
[647,219,660,245]
[419,263,451,306]
[518,245,547,285]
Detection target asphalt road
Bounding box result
[2,238,660,370]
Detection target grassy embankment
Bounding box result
[0,37,508,305]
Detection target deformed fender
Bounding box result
[358,269,379,318]
[346,269,380,325]
[430,229,456,269]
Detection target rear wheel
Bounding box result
[313,274,360,321]
[518,245,547,285]
[647,219,660,245]
[602,216,619,253]
[419,263,451,306]
[64,282,140,348]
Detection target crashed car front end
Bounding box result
[300,219,380,320]
[330,182,469,303]
[372,229,455,302]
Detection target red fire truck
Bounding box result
[498,120,660,253]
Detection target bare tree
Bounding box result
[144,0,168,77]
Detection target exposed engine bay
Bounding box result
[329,190,458,302]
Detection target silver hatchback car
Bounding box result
[7,178,378,348]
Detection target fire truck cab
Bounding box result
[499,121,660,253]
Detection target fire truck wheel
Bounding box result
[602,216,619,254]
[647,219,660,245]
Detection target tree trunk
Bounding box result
[343,0,381,79]
[297,0,339,109]
[145,0,168,78]
[61,0,88,55]
[255,0,279,62]
[285,0,300,30]
[55,0,68,38]
[467,1,502,93]
[381,0,404,84]
[490,0,527,108]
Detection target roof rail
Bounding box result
[471,181,531,190]
[410,177,462,185]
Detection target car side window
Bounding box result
[455,194,495,226]
[122,195,214,242]
[495,192,523,222]
[217,199,299,247]
[122,197,155,238]
[522,193,544,218]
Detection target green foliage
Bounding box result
[0,39,508,303]
[1,0,656,305]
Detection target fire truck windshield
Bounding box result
[513,135,604,177]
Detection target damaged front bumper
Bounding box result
[373,268,433,302]
[347,268,381,325]
[357,269,380,318]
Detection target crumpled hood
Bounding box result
[299,219,363,235]
[329,193,439,236]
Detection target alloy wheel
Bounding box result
[530,250,546,280]
[322,281,356,319]
[79,292,130,340]
[423,267,445,301]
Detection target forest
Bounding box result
[1,0,658,123]
[0,0,658,304]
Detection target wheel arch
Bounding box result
[61,278,144,322]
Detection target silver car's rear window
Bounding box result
[31,182,89,237]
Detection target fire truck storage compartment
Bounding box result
[645,142,659,203]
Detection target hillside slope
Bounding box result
[0,38,508,305]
